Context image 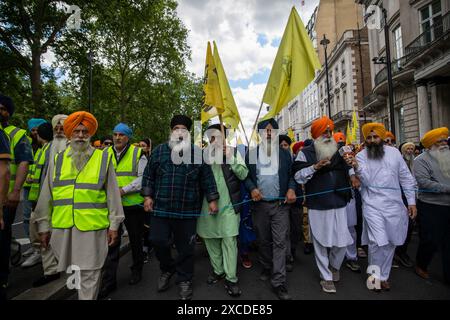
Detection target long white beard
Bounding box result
[314,136,338,160]
[69,139,92,171]
[430,146,450,178]
[168,131,191,154]
[50,136,68,158]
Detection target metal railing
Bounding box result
[331,110,353,122]
[405,12,450,59]
[374,55,410,87]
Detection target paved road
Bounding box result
[104,235,450,300]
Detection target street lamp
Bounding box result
[87,51,94,114]
[320,34,332,118]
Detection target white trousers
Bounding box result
[346,226,358,261]
[312,235,347,281]
[368,242,396,281]
[78,269,102,300]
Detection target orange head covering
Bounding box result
[311,116,334,139]
[63,111,98,138]
[362,123,387,140]
[93,140,101,147]
[421,127,449,149]
[333,132,345,143]
[385,131,395,141]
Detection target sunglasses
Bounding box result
[103,142,113,146]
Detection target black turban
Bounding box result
[257,118,279,130]
[0,94,14,116]
[279,134,292,146]
[170,115,192,131]
[37,122,54,142]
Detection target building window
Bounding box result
[329,71,333,88]
[335,67,339,85]
[396,106,405,143]
[341,60,346,77]
[420,0,442,42]
[393,26,404,59]
[335,94,340,114]
[320,85,323,99]
[343,90,347,110]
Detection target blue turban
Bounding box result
[113,123,133,138]
[257,118,279,130]
[27,118,47,131]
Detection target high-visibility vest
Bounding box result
[4,125,28,193]
[24,136,34,188]
[51,147,111,231]
[28,142,51,202]
[108,145,144,207]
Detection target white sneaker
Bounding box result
[320,280,337,293]
[22,246,35,257]
[21,251,41,268]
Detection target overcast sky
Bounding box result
[177,0,319,134]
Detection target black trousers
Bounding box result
[149,216,197,284]
[354,189,363,247]
[416,200,450,284]
[289,204,302,256]
[0,206,16,286]
[100,205,145,289]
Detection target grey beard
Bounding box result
[69,140,92,171]
[314,137,338,161]
[367,142,385,159]
[430,147,450,178]
[50,137,68,158]
[169,138,190,154]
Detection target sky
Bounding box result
[176,0,319,135]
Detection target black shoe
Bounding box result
[395,252,413,268]
[224,280,242,297]
[259,268,271,281]
[345,260,361,273]
[207,272,225,284]
[286,262,294,272]
[0,283,7,301]
[287,255,294,263]
[178,281,193,300]
[158,271,175,292]
[273,285,292,300]
[129,270,142,285]
[32,273,61,288]
[98,283,117,300]
[304,243,313,255]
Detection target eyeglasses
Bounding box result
[435,139,448,144]
[103,142,113,146]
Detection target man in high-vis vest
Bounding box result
[98,123,148,299]
[35,111,124,300]
[0,120,11,300]
[0,94,33,295]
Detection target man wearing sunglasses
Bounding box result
[384,131,396,147]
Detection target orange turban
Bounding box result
[362,123,386,140]
[311,116,334,139]
[421,127,449,149]
[385,131,396,141]
[93,140,101,147]
[63,111,98,138]
[333,132,345,143]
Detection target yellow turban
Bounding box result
[421,127,449,149]
[63,111,98,138]
[362,123,387,140]
[311,116,334,139]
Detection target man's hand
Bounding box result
[251,189,263,202]
[344,154,358,169]
[208,200,219,215]
[143,197,154,212]
[0,217,4,230]
[107,229,119,246]
[350,175,361,189]
[285,189,297,204]
[408,205,417,220]
[119,188,125,197]
[39,232,51,249]
[7,190,20,208]
[313,159,331,171]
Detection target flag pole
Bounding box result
[239,120,250,146]
[249,100,264,147]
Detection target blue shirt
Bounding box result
[0,129,10,160]
[256,153,280,200]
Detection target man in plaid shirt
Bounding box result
[142,115,219,300]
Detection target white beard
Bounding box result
[50,136,68,158]
[168,130,191,154]
[430,146,450,178]
[69,139,92,171]
[314,136,338,160]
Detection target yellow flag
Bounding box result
[287,127,295,142]
[213,42,241,129]
[202,42,225,124]
[262,7,321,120]
[346,121,352,145]
[351,109,359,143]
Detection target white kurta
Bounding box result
[346,195,357,227]
[355,146,416,247]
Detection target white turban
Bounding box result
[52,114,68,129]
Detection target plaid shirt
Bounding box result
[141,143,219,218]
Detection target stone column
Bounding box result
[416,79,432,137]
[429,77,450,129]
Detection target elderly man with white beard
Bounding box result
[293,116,358,294]
[35,111,124,300]
[414,127,450,285]
[346,123,417,292]
[142,115,219,300]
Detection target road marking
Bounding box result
[13,221,24,226]
[15,238,31,245]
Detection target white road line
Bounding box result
[15,238,30,245]
[12,221,24,226]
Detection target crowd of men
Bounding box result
[0,93,449,301]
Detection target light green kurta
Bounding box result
[197,154,248,239]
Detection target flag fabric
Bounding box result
[213,42,242,129]
[262,6,321,120]
[287,127,295,142]
[346,121,352,145]
[202,42,225,124]
[351,109,359,143]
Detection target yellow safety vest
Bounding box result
[108,145,144,207]
[28,142,51,202]
[51,147,111,231]
[4,125,28,193]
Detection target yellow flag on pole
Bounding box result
[287,127,295,142]
[346,121,352,145]
[213,42,241,129]
[202,42,225,124]
[262,7,321,120]
[351,109,359,143]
